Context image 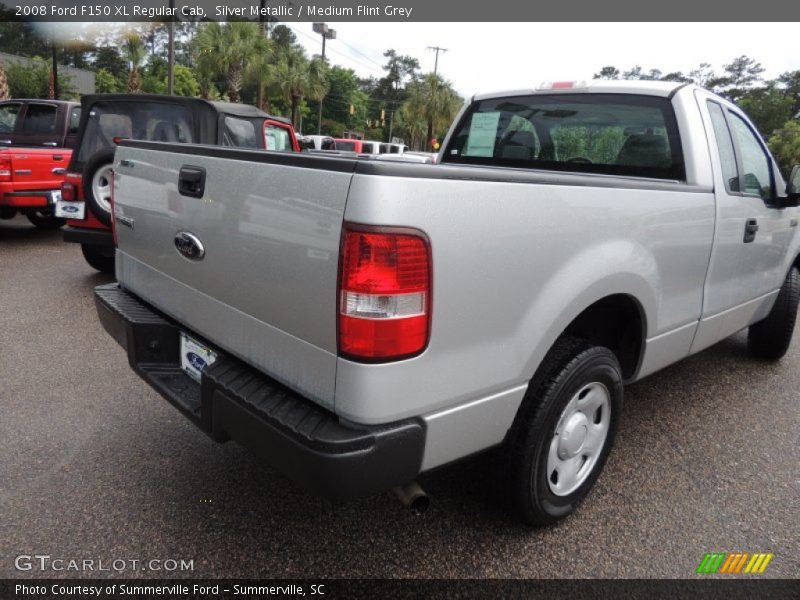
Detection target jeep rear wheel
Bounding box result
[504,337,622,526]
[81,244,115,274]
[81,147,116,227]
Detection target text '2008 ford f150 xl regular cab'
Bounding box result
[96,81,800,525]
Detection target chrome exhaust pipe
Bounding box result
[393,482,430,515]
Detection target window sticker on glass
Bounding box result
[465,111,501,157]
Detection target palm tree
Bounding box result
[122,34,145,93]
[399,74,462,150]
[0,61,9,100]
[196,22,268,103]
[271,46,329,128]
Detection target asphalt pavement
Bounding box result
[1,215,798,579]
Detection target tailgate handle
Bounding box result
[178,165,206,198]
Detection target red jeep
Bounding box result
[60,94,300,273]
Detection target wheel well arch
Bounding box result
[562,294,646,380]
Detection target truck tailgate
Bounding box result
[112,142,356,408]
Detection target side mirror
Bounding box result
[776,164,800,208]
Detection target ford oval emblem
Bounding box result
[187,352,207,371]
[174,231,205,261]
[63,205,79,214]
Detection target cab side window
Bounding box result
[22,104,57,134]
[729,112,773,201]
[706,101,740,193]
[0,102,22,133]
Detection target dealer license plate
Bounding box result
[54,199,85,219]
[180,332,218,383]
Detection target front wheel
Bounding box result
[81,244,115,274]
[504,337,623,526]
[747,266,800,360]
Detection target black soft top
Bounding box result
[80,94,290,126]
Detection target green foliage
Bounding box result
[94,68,119,93]
[94,47,128,81]
[768,121,800,177]
[171,65,199,97]
[738,84,794,136]
[6,58,75,99]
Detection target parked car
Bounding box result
[333,138,364,153]
[0,146,71,228]
[60,94,299,274]
[299,135,336,151]
[95,81,800,524]
[360,140,382,154]
[0,99,81,149]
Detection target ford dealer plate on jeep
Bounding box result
[55,199,85,219]
[180,332,218,383]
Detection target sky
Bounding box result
[281,22,799,96]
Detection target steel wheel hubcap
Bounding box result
[91,164,114,214]
[546,381,611,496]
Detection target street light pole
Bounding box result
[427,46,448,76]
[313,22,336,136]
[167,0,175,95]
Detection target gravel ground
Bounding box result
[1,215,798,579]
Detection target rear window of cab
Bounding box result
[443,94,685,181]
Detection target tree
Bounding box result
[594,66,620,80]
[738,84,794,137]
[122,34,146,93]
[715,55,765,101]
[6,59,75,99]
[778,70,800,116]
[94,46,128,82]
[0,61,8,100]
[400,73,461,151]
[171,64,199,97]
[196,22,268,103]
[271,45,328,127]
[94,68,119,93]
[688,63,718,89]
[768,121,800,177]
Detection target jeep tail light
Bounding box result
[109,171,117,245]
[0,156,10,181]
[61,182,75,201]
[338,224,431,361]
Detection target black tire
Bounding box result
[503,337,623,526]
[81,147,116,227]
[26,209,65,229]
[81,244,115,274]
[747,266,800,361]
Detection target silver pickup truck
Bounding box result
[95,81,800,525]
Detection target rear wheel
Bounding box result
[747,266,800,360]
[503,337,622,526]
[26,209,66,229]
[81,244,115,274]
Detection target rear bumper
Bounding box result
[94,283,425,501]
[63,226,114,247]
[0,189,54,208]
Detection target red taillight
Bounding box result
[338,225,431,361]
[0,156,10,181]
[61,182,75,201]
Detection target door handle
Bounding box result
[0,139,11,144]
[42,142,58,147]
[743,218,759,243]
[52,168,66,175]
[178,165,206,198]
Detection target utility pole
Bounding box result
[256,0,268,110]
[167,0,175,95]
[51,41,58,99]
[427,46,447,75]
[313,22,336,135]
[387,110,394,142]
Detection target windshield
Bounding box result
[75,101,193,171]
[443,93,684,180]
[335,140,357,151]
